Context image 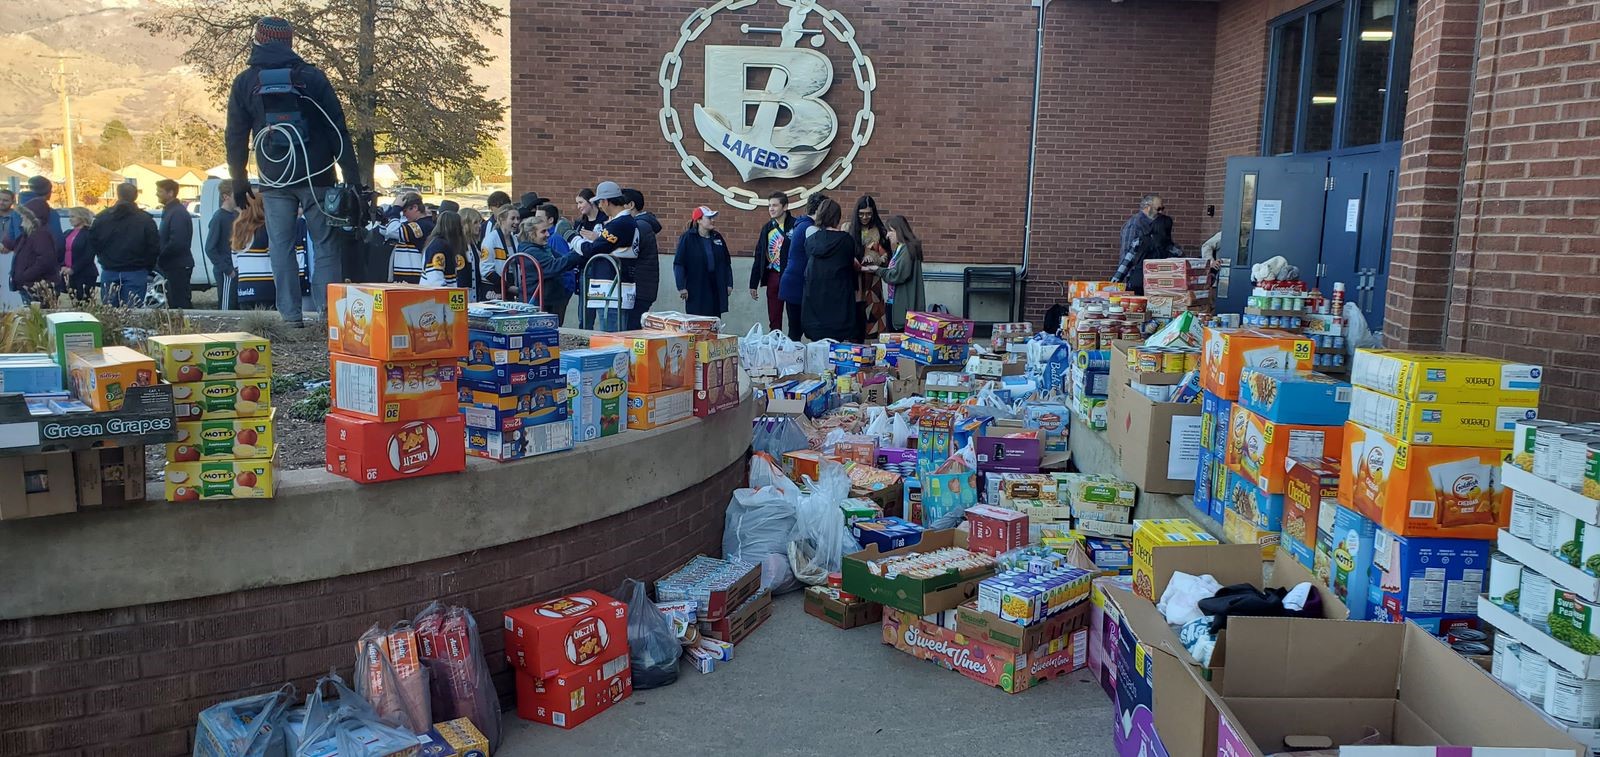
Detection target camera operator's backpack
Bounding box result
[254,65,309,165]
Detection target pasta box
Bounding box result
[1237,367,1351,426]
[328,283,469,361]
[465,418,573,461]
[904,311,975,344]
[171,377,273,421]
[68,346,158,412]
[503,590,629,680]
[561,347,629,441]
[1337,421,1507,540]
[1200,327,1314,401]
[170,409,276,461]
[165,448,277,501]
[589,330,693,394]
[331,354,458,423]
[512,656,632,730]
[1223,404,1343,494]
[325,414,466,484]
[146,332,271,383]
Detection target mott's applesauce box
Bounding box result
[1131,519,1219,599]
[562,347,630,441]
[166,448,277,501]
[1350,349,1542,405]
[170,409,276,461]
[1346,386,1534,447]
[1201,327,1314,400]
[589,331,693,394]
[146,333,271,382]
[68,346,157,411]
[1224,404,1344,494]
[1337,421,1508,540]
[171,378,271,421]
[328,283,469,361]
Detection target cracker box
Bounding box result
[325,414,466,484]
[466,300,558,334]
[459,399,569,435]
[1337,421,1507,540]
[170,409,276,462]
[1346,386,1534,447]
[512,655,632,730]
[1319,504,1378,620]
[459,381,567,415]
[46,312,103,381]
[503,590,629,680]
[1237,367,1351,426]
[465,418,573,461]
[851,516,925,552]
[457,360,562,395]
[170,377,272,421]
[1350,349,1542,405]
[1224,404,1343,494]
[904,311,976,344]
[328,283,469,361]
[460,328,560,386]
[967,505,1029,556]
[1282,456,1340,569]
[588,330,693,394]
[902,337,971,365]
[1200,327,1314,400]
[561,347,629,441]
[146,333,271,383]
[694,355,736,391]
[165,449,277,501]
[694,335,739,364]
[418,718,489,757]
[1130,519,1219,599]
[68,346,158,412]
[1056,473,1137,511]
[330,354,459,423]
[694,382,740,417]
[1367,528,1489,633]
[627,388,693,430]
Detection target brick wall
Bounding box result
[1443,0,1600,420]
[0,457,747,756]
[1204,0,1272,240]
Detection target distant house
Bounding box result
[4,156,49,180]
[0,164,29,191]
[117,163,207,203]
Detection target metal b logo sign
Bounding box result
[660,0,877,210]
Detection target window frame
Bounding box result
[1262,0,1412,156]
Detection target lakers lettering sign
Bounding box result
[659,0,877,209]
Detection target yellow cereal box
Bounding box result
[1346,386,1535,447]
[146,332,271,382]
[1131,518,1219,599]
[68,346,158,411]
[1350,349,1542,405]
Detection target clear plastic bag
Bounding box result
[299,703,420,757]
[412,603,502,750]
[615,578,682,690]
[789,461,860,586]
[194,684,295,757]
[752,416,810,458]
[354,624,431,735]
[968,386,1019,420]
[295,672,383,757]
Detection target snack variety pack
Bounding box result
[328,283,469,361]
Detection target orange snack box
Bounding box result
[590,330,693,394]
[330,354,459,422]
[1224,405,1344,494]
[69,346,158,411]
[1201,327,1314,400]
[1336,421,1507,540]
[327,283,468,361]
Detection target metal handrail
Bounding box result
[578,253,626,332]
[500,252,545,309]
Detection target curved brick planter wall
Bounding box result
[0,456,746,756]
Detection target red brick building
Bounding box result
[510,0,1600,418]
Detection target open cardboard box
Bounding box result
[840,529,993,615]
[1111,339,1188,388]
[1206,618,1584,757]
[1108,382,1203,495]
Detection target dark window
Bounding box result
[1269,20,1305,156]
[1343,0,1395,147]
[1304,2,1345,152]
[1386,0,1419,141]
[1239,173,1259,263]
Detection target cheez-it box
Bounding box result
[503,591,629,680]
[325,414,466,484]
[328,283,468,361]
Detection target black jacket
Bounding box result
[65,227,98,294]
[159,200,194,271]
[625,212,662,306]
[90,202,160,273]
[673,229,733,317]
[225,43,361,189]
[749,214,793,289]
[801,229,859,342]
[206,208,238,275]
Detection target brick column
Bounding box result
[1383,0,1482,348]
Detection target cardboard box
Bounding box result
[503,590,629,680]
[851,516,925,552]
[169,377,272,421]
[966,505,1029,556]
[1131,519,1221,599]
[657,557,762,621]
[1351,349,1543,405]
[1319,503,1378,620]
[458,399,569,436]
[169,409,276,462]
[622,387,692,430]
[1368,528,1489,633]
[0,384,178,454]
[328,283,469,361]
[164,449,277,501]
[512,655,632,730]
[1237,367,1351,426]
[589,330,693,394]
[325,414,467,484]
[1224,405,1344,494]
[457,358,562,395]
[466,300,558,334]
[976,424,1044,474]
[0,452,77,519]
[460,328,559,385]
[693,382,740,417]
[417,718,489,757]
[804,587,883,629]
[47,312,105,371]
[1223,507,1279,560]
[0,352,62,393]
[68,346,158,412]
[694,335,739,364]
[698,589,773,645]
[458,380,567,415]
[693,355,736,391]
[1108,385,1204,495]
[1195,447,1219,523]
[1200,389,1234,451]
[841,529,995,615]
[561,347,630,441]
[1281,456,1339,569]
[881,607,1086,694]
[1339,421,1508,540]
[1347,386,1533,447]
[1223,470,1286,533]
[330,354,458,423]
[1200,327,1314,400]
[956,595,1090,651]
[465,419,573,462]
[146,332,271,382]
[903,311,975,344]
[73,445,145,508]
[902,336,970,366]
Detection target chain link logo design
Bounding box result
[660,0,876,210]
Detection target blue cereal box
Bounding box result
[561,347,629,441]
[466,417,573,461]
[0,353,63,393]
[457,360,562,394]
[1238,368,1351,426]
[459,398,569,433]
[1367,528,1489,632]
[1194,448,1217,524]
[851,516,925,552]
[1223,470,1285,531]
[902,337,970,366]
[1200,390,1233,453]
[1317,505,1377,620]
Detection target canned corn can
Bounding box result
[1515,419,1564,473]
[1161,350,1186,374]
[1587,442,1600,501]
[1558,433,1600,491]
[1137,348,1162,374]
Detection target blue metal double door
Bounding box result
[1218,143,1400,324]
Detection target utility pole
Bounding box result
[44,55,81,207]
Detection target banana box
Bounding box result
[589,330,693,394]
[166,448,277,501]
[1346,386,1534,447]
[68,346,157,412]
[328,283,468,361]
[330,354,458,423]
[1201,327,1314,400]
[1224,404,1344,494]
[146,332,271,382]
[169,409,276,461]
[1337,421,1507,540]
[1350,349,1542,405]
[171,378,272,420]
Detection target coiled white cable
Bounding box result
[252,94,345,192]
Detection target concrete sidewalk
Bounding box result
[499,592,1116,756]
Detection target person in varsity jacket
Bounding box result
[383,192,432,283]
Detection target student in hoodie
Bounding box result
[572,181,635,329]
[3,176,65,254]
[90,182,160,307]
[622,188,661,330]
[748,192,793,332]
[779,192,827,341]
[674,206,733,319]
[802,198,857,343]
[224,17,361,325]
[518,212,582,324]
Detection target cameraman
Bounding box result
[224,16,362,326]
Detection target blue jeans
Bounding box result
[101,269,149,307]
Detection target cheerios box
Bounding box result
[589,330,693,394]
[1201,327,1314,400]
[503,590,629,680]
[1351,349,1542,405]
[328,283,469,361]
[1130,519,1219,600]
[170,377,272,420]
[1337,421,1508,540]
[165,447,277,501]
[330,354,458,423]
[1281,456,1340,570]
[68,346,158,412]
[170,409,275,461]
[147,332,271,382]
[1224,405,1343,495]
[1346,386,1533,448]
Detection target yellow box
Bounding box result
[171,378,272,420]
[1350,349,1542,405]
[165,448,277,501]
[694,335,739,364]
[1223,508,1279,561]
[1346,386,1534,447]
[68,346,158,411]
[169,409,276,461]
[421,718,489,757]
[1131,518,1219,599]
[146,332,271,382]
[627,387,694,430]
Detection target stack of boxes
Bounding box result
[692,334,740,417]
[504,591,632,730]
[1195,389,1234,523]
[457,301,572,461]
[1071,348,1112,431]
[590,331,694,431]
[147,333,278,501]
[902,311,974,366]
[324,284,470,482]
[1057,473,1137,540]
[1142,258,1212,320]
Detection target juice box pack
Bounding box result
[561,347,630,441]
[328,283,468,361]
[330,355,458,423]
[171,378,272,421]
[1337,421,1507,540]
[1350,349,1542,404]
[1224,404,1343,494]
[1237,367,1351,426]
[1201,327,1314,400]
[147,333,271,382]
[170,409,276,462]
[589,331,692,394]
[1346,386,1534,447]
[68,346,157,411]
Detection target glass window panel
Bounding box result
[1343,0,1396,146]
[1239,173,1258,264]
[1269,20,1305,156]
[1386,0,1419,141]
[1304,2,1345,152]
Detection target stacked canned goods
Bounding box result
[1126,345,1200,375]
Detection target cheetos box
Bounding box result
[327,283,469,361]
[504,590,630,680]
[589,331,693,394]
[325,413,466,484]
[330,354,459,423]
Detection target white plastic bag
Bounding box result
[968,386,1019,420]
[788,461,860,586]
[864,407,891,445]
[772,330,806,376]
[890,413,915,449]
[806,339,838,376]
[739,323,765,373]
[1344,302,1381,349]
